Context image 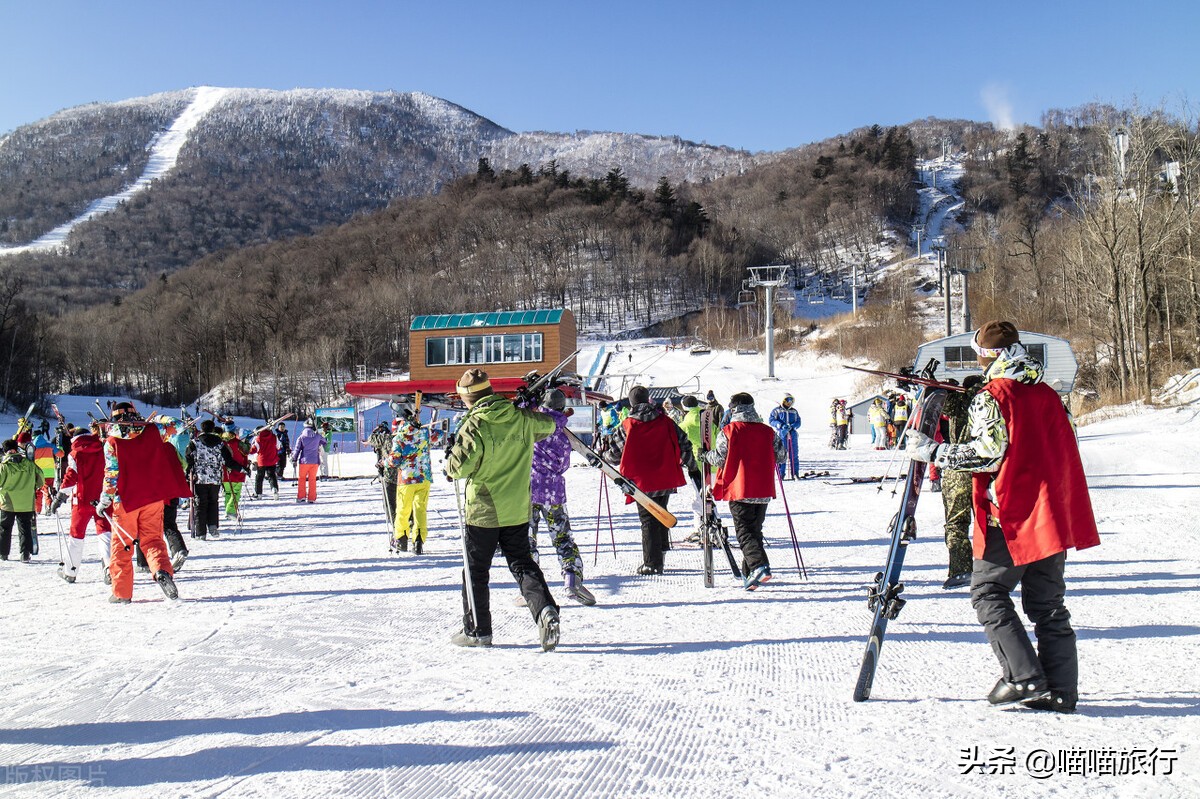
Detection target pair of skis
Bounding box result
[851,360,949,702]
[698,407,740,587]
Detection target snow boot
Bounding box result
[1022,691,1077,714]
[537,606,560,652]
[744,564,771,591]
[451,630,493,648]
[987,678,1049,707]
[394,535,408,552]
[155,571,179,600]
[108,595,131,605]
[565,573,596,606]
[942,572,971,589]
[636,564,663,576]
[171,549,189,572]
[413,537,423,555]
[57,565,76,584]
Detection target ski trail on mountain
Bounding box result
[0,86,228,255]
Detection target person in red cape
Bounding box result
[908,320,1100,713]
[705,392,787,591]
[52,421,113,583]
[98,402,193,603]
[603,385,695,575]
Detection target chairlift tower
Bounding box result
[746,264,791,379]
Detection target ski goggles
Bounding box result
[970,331,1006,360]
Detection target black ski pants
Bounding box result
[254,465,279,496]
[0,510,34,559]
[462,521,557,638]
[382,477,398,526]
[636,492,672,571]
[729,501,769,576]
[162,498,188,557]
[193,483,221,538]
[971,525,1077,697]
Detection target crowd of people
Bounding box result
[2,320,1101,711]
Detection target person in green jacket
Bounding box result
[0,439,40,561]
[445,368,562,651]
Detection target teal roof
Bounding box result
[410,309,564,331]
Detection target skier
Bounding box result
[908,320,1100,713]
[835,400,851,450]
[828,399,841,450]
[98,402,192,603]
[368,420,398,527]
[292,420,326,503]
[31,422,62,515]
[678,394,714,541]
[221,430,250,520]
[528,389,595,606]
[162,420,192,569]
[386,407,431,554]
[274,422,291,481]
[768,394,801,479]
[603,385,694,576]
[185,419,242,539]
[705,393,787,590]
[867,398,888,450]
[54,421,74,487]
[0,439,39,561]
[249,425,280,499]
[51,422,113,582]
[891,394,910,444]
[444,368,562,650]
[704,391,724,429]
[318,421,333,479]
[662,397,683,424]
[936,374,984,589]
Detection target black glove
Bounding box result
[50,493,66,514]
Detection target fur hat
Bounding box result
[972,320,1020,357]
[730,392,754,407]
[457,368,494,403]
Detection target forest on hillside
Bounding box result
[946,102,1200,402]
[15,125,917,410]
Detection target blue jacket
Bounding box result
[769,406,802,437]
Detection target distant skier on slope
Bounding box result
[907,321,1100,713]
[768,394,801,479]
[704,393,787,591]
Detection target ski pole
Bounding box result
[776,470,808,580]
[53,503,66,567]
[603,475,616,558]
[102,509,136,552]
[453,478,479,632]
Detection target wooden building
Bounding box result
[408,309,577,382]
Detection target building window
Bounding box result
[944,342,1047,370]
[426,333,544,366]
[944,345,975,370]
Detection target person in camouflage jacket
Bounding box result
[937,374,983,588]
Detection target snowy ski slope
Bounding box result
[0,343,1196,798]
[0,87,228,255]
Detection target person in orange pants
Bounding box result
[291,419,326,503]
[98,402,193,604]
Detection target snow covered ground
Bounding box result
[0,343,1197,798]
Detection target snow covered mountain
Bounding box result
[0,87,755,257]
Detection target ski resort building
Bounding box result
[408,309,577,382]
[913,330,1079,393]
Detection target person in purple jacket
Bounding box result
[528,390,596,606]
[291,419,327,503]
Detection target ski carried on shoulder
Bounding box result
[563,429,676,529]
[844,364,967,392]
[853,360,947,702]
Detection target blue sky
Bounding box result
[2,0,1198,152]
